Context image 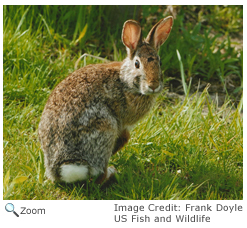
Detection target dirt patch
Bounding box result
[167,74,242,108]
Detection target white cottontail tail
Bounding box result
[38,16,173,184]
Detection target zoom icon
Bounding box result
[5,203,19,217]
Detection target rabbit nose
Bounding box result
[148,81,160,91]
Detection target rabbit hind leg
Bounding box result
[60,163,117,184]
[59,163,104,183]
[95,166,117,184]
[59,162,117,184]
[59,115,118,184]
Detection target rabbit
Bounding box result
[38,16,173,184]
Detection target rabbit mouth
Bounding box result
[133,75,162,95]
[140,83,163,95]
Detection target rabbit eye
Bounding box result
[135,60,140,69]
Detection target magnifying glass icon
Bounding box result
[5,203,19,217]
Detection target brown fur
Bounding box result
[38,17,173,184]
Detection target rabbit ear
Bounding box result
[122,20,142,58]
[145,16,173,50]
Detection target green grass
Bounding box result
[3,5,243,200]
[3,89,243,200]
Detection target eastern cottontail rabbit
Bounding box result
[39,16,173,184]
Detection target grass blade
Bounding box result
[14,6,30,37]
[176,49,188,96]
